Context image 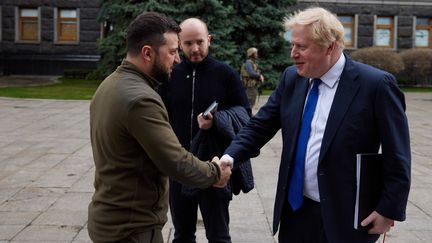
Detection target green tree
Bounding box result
[93,0,295,87]
[169,0,238,66]
[93,0,180,78]
[227,0,294,88]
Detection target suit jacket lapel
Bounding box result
[286,76,309,126]
[283,76,309,166]
[319,57,361,161]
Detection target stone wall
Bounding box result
[286,1,432,51]
[0,0,100,75]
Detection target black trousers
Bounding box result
[169,180,231,243]
[278,197,328,243]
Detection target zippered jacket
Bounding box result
[159,55,251,151]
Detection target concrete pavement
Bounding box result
[0,92,431,242]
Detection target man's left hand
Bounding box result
[361,211,394,234]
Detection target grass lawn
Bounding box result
[401,87,432,92]
[0,78,430,100]
[0,78,101,100]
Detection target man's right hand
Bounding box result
[212,156,232,188]
[198,112,213,130]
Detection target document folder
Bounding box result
[354,153,383,230]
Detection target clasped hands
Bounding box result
[211,156,233,188]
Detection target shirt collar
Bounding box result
[311,53,345,89]
[119,59,161,89]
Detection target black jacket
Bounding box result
[159,55,251,150]
[160,55,251,199]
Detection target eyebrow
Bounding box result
[183,38,205,42]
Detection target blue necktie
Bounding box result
[288,78,322,211]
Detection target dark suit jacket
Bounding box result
[225,55,411,243]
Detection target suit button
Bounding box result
[319,172,325,176]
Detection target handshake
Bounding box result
[211,156,233,188]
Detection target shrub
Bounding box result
[349,47,405,74]
[399,48,432,86]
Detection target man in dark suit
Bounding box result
[221,7,410,243]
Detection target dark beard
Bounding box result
[151,57,169,84]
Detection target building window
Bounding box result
[415,17,431,48]
[283,30,292,43]
[55,8,79,43]
[338,15,357,49]
[16,8,40,42]
[374,16,395,48]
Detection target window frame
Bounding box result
[373,15,397,49]
[414,16,432,48]
[15,7,41,43]
[337,14,358,49]
[54,8,79,44]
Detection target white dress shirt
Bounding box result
[304,53,345,201]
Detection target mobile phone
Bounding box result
[203,101,218,119]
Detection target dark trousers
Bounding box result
[245,86,258,107]
[278,197,328,243]
[169,180,231,243]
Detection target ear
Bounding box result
[178,40,183,50]
[326,42,336,55]
[141,45,153,62]
[207,35,212,46]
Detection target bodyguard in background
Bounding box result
[241,47,264,108]
[221,7,410,243]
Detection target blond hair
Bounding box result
[284,7,345,50]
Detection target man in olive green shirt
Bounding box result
[88,12,231,243]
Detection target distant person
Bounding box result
[241,47,264,108]
[221,7,410,243]
[88,12,231,243]
[159,18,251,243]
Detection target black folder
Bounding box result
[354,153,383,230]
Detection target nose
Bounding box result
[192,43,199,52]
[290,46,297,58]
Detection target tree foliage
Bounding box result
[399,48,432,86]
[93,0,295,86]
